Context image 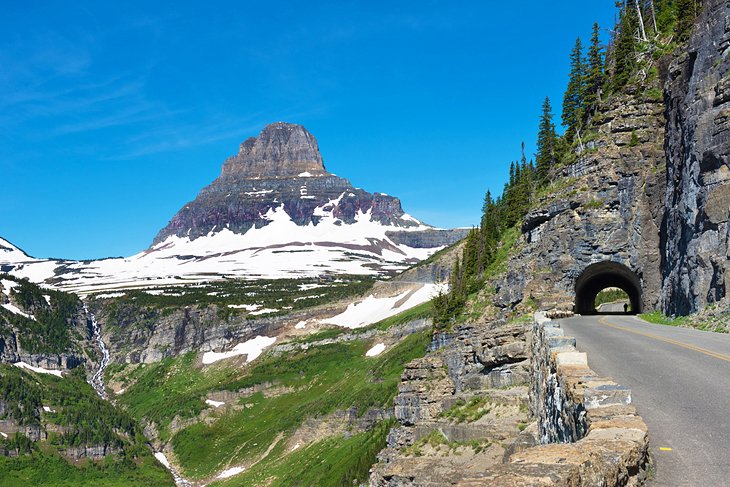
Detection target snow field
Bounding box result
[365,343,386,357]
[202,336,277,365]
[13,361,64,377]
[322,283,446,329]
[217,466,245,479]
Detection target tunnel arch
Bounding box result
[574,261,642,314]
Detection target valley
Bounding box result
[1,1,729,486]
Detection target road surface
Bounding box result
[559,314,730,487]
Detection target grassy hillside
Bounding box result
[108,309,432,483]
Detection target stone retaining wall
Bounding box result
[460,312,650,486]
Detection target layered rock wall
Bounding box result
[456,313,650,486]
[662,0,730,314]
[496,89,667,313]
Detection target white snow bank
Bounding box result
[322,283,446,329]
[365,343,386,357]
[2,303,35,320]
[202,336,277,365]
[93,292,126,299]
[249,308,277,315]
[294,321,307,329]
[154,452,171,469]
[13,362,63,378]
[227,304,259,311]
[298,171,313,177]
[0,279,18,293]
[205,399,225,408]
[0,432,7,438]
[217,466,245,479]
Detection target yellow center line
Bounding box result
[597,317,730,363]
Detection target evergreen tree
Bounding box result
[562,37,586,140]
[536,97,557,184]
[675,0,699,40]
[612,4,639,91]
[583,23,605,118]
[655,0,676,33]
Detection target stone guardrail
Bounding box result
[456,312,650,486]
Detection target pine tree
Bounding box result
[536,97,557,184]
[562,37,586,140]
[583,23,605,119]
[655,0,676,34]
[675,0,699,41]
[612,4,639,91]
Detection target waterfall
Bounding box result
[85,305,110,399]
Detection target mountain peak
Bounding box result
[221,122,327,178]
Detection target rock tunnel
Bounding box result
[574,261,642,314]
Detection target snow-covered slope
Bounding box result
[0,203,453,294]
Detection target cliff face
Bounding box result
[493,1,730,316]
[495,88,667,312]
[0,276,91,371]
[662,0,730,315]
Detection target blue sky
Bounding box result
[0,1,617,260]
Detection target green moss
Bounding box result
[583,199,604,210]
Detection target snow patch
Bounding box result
[0,279,18,293]
[294,320,307,329]
[0,432,7,439]
[249,308,277,316]
[298,172,313,177]
[1,302,35,320]
[365,343,386,357]
[217,466,245,479]
[13,362,63,378]
[205,399,225,408]
[322,283,445,329]
[202,336,277,364]
[227,304,259,311]
[154,452,171,469]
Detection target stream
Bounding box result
[85,305,109,399]
[84,306,190,485]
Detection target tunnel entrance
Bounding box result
[574,261,642,315]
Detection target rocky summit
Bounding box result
[153,122,430,244]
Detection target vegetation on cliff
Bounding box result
[0,274,84,356]
[0,364,172,486]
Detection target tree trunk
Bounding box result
[636,0,648,41]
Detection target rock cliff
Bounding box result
[662,0,730,315]
[493,0,729,316]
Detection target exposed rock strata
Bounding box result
[662,0,730,314]
[496,87,667,313]
[370,319,532,486]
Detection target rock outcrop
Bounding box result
[370,318,532,486]
[495,87,667,313]
[662,0,730,315]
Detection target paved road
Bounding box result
[559,314,730,487]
